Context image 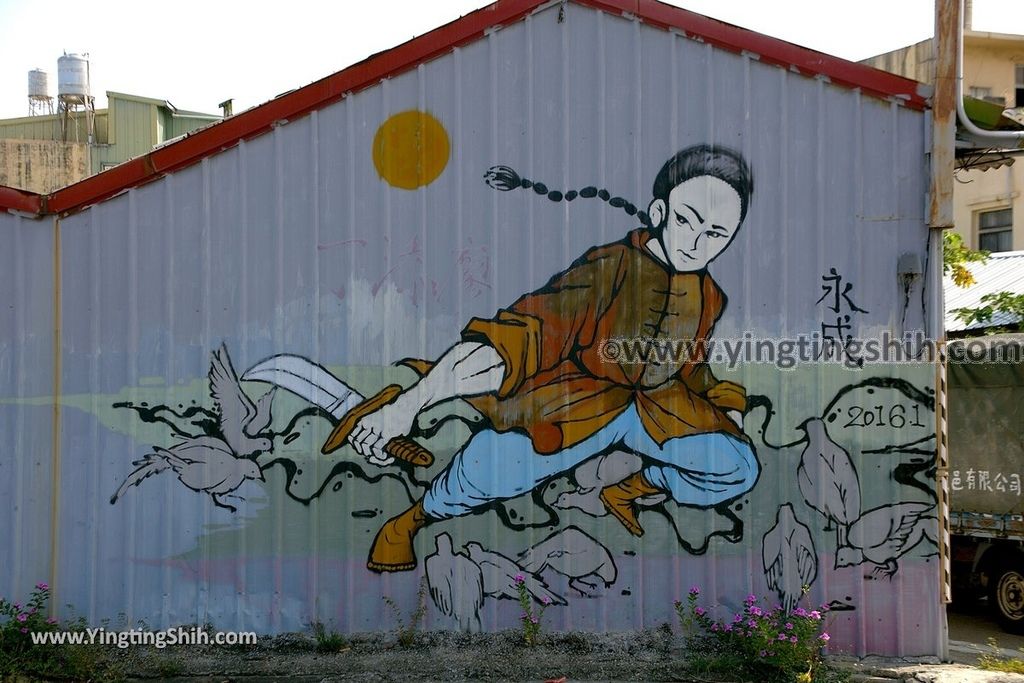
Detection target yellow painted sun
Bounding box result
[372,110,450,190]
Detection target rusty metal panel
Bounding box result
[2,3,941,657]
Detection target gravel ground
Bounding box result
[82,628,979,682]
[116,629,696,681]
[28,628,1024,682]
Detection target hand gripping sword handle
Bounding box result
[321,384,434,467]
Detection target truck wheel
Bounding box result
[991,561,1024,634]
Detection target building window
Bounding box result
[978,208,1013,252]
[1017,64,1024,107]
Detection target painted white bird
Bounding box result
[519,526,617,595]
[762,503,818,613]
[553,451,666,516]
[109,436,265,512]
[464,542,565,606]
[209,343,276,457]
[796,417,861,546]
[425,533,484,632]
[836,502,937,578]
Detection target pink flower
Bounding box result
[542,596,552,605]
[790,635,799,643]
[745,594,757,605]
[688,586,700,596]
[514,574,525,584]
[809,610,821,620]
[785,622,794,630]
[777,633,787,641]
[749,606,763,617]
[695,607,706,617]
[530,617,539,624]
[747,619,757,628]
[732,613,743,623]
[710,623,719,632]
[35,583,48,591]
[723,625,733,633]
[820,633,831,642]
[793,607,807,617]
[20,627,28,634]
[16,613,28,622]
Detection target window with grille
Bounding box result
[978,207,1013,252]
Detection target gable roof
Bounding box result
[1,0,931,219]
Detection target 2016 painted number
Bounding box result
[843,404,926,429]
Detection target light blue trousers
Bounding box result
[422,404,759,519]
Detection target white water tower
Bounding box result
[56,52,96,143]
[28,69,54,116]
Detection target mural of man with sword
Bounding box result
[255,144,760,573]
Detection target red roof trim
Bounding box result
[0,185,43,215]
[2,0,929,217]
[583,0,929,110]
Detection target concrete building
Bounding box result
[0,91,220,193]
[863,26,1024,253]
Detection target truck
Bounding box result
[948,333,1024,632]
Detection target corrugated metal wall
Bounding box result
[0,3,941,656]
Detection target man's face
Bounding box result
[648,176,743,272]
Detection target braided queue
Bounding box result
[484,165,652,229]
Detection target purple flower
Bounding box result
[542,596,552,605]
[793,607,807,617]
[521,612,529,619]
[747,619,757,628]
[785,622,794,630]
[759,650,767,657]
[723,625,733,633]
[745,593,757,605]
[820,633,831,642]
[20,627,28,634]
[16,613,28,623]
[790,635,799,643]
[749,606,763,617]
[809,610,822,620]
[695,607,706,617]
[688,586,700,597]
[514,574,525,584]
[710,623,719,632]
[530,617,539,624]
[35,582,48,591]
[46,617,57,625]
[777,633,787,641]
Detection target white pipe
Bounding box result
[956,0,1024,146]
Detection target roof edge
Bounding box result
[0,184,43,216]
[4,0,932,218]
[585,0,930,108]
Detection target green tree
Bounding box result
[944,232,1023,331]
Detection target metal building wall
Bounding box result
[1,3,940,656]
[0,211,56,608]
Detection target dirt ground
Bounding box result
[93,627,934,682]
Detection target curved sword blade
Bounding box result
[241,354,362,419]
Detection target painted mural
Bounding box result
[0,2,942,657]
[103,136,938,643]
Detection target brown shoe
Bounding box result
[599,472,662,537]
[367,500,430,572]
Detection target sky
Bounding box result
[1,0,1022,120]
